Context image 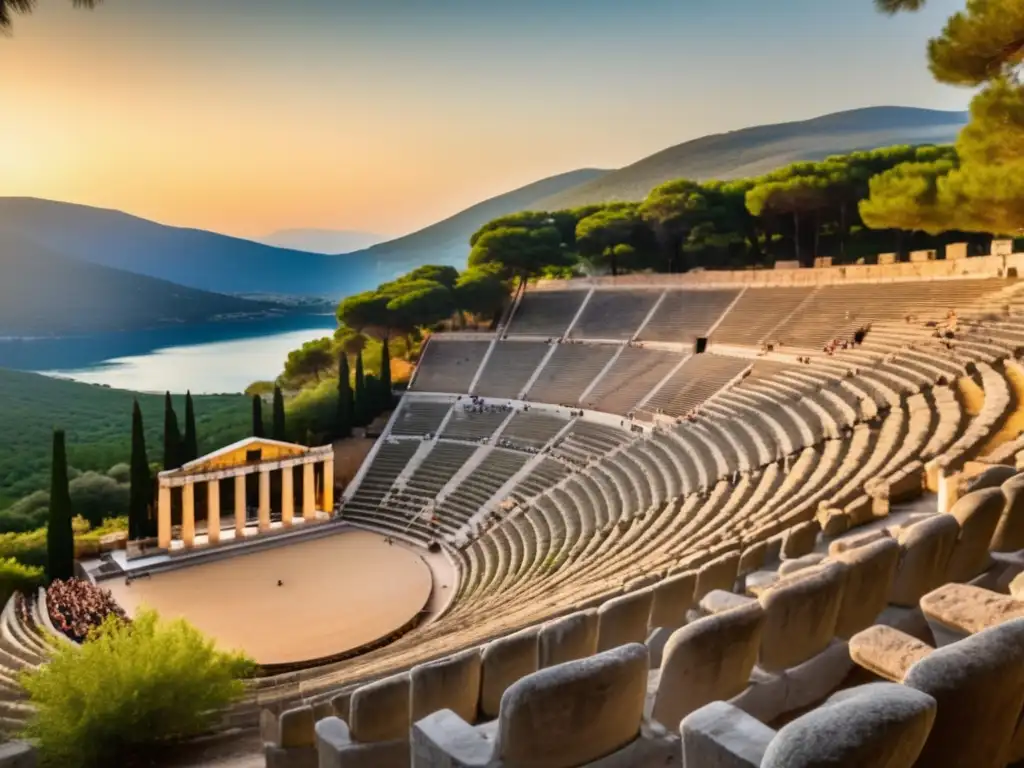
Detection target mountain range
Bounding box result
[257,229,386,254]
[0,106,969,336]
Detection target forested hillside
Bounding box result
[0,369,250,512]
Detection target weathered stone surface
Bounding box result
[493,643,649,766]
[0,743,35,768]
[946,488,1004,582]
[278,705,315,749]
[781,521,819,560]
[965,465,1018,493]
[1011,570,1024,599]
[738,541,768,576]
[758,561,846,672]
[259,708,279,745]
[849,625,933,683]
[832,537,901,639]
[411,648,482,725]
[650,601,764,727]
[597,588,654,652]
[479,627,539,720]
[330,690,352,723]
[890,515,959,606]
[318,717,408,768]
[700,590,755,615]
[350,673,411,744]
[827,527,891,556]
[695,551,741,599]
[649,570,695,629]
[538,609,598,668]
[904,617,1024,768]
[777,553,825,577]
[994,470,1024,552]
[681,701,773,768]
[762,682,936,768]
[920,583,1024,637]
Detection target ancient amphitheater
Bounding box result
[8,254,1024,767]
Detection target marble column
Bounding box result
[158,483,172,549]
[207,479,221,545]
[282,466,294,525]
[258,469,271,532]
[303,462,316,519]
[234,474,246,539]
[182,481,196,549]
[322,458,335,514]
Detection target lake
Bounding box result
[0,314,338,395]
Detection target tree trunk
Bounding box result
[793,210,801,264]
[813,210,821,261]
[839,203,848,261]
[609,248,618,277]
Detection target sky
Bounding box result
[0,0,969,242]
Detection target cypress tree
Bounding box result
[128,401,152,541]
[365,374,380,423]
[272,386,286,441]
[378,339,389,415]
[183,391,199,464]
[336,352,353,439]
[252,395,265,438]
[47,430,75,583]
[162,392,182,470]
[353,349,368,428]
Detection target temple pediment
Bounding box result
[161,437,322,479]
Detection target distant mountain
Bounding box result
[338,168,609,277]
[0,198,369,299]
[0,231,283,336]
[257,228,386,254]
[535,107,968,210]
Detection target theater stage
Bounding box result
[106,530,433,668]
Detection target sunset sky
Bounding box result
[0,0,968,241]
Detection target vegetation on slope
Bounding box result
[0,369,250,512]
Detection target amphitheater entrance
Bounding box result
[695,336,709,354]
[106,529,433,669]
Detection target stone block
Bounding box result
[0,743,35,768]
[946,488,1004,583]
[650,601,764,728]
[350,673,411,744]
[994,470,1024,552]
[738,541,767,576]
[890,515,959,607]
[330,690,352,723]
[781,521,819,560]
[317,717,408,768]
[904,617,1024,768]
[649,570,695,629]
[946,242,968,260]
[278,705,315,749]
[849,625,934,683]
[827,527,890,556]
[695,551,741,600]
[680,701,772,768]
[538,609,598,668]
[411,648,482,725]
[479,627,539,720]
[919,583,1024,646]
[832,537,900,639]
[757,561,846,672]
[762,682,936,768]
[965,465,1017,493]
[597,587,654,652]
[777,553,825,577]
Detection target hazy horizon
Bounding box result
[1,0,968,240]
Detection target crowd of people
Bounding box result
[46,578,128,643]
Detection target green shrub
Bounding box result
[21,608,255,768]
[0,557,44,605]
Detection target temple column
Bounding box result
[281,467,294,525]
[207,479,221,545]
[158,483,172,549]
[182,481,196,549]
[258,468,271,532]
[303,462,316,519]
[322,458,335,514]
[234,473,246,539]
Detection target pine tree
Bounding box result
[353,350,368,428]
[336,352,353,439]
[183,391,199,464]
[128,401,153,541]
[272,386,287,441]
[252,395,265,438]
[162,392,182,470]
[47,430,75,583]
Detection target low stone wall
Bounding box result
[530,252,1024,292]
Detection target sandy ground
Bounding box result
[108,530,432,666]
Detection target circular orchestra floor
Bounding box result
[106,530,433,667]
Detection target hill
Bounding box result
[0,368,251,510]
[0,231,286,336]
[534,107,968,210]
[257,228,386,254]
[0,198,368,298]
[332,168,609,275]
